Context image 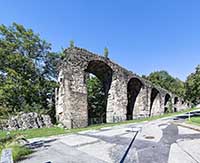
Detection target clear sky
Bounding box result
[0,0,200,81]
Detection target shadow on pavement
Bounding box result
[81,121,200,163]
[27,138,57,149]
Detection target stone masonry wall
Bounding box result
[56,47,190,129]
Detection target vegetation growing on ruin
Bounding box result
[69,40,75,48]
[104,47,109,58]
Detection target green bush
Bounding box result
[0,106,12,119]
[11,145,32,161]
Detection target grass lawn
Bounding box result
[8,145,32,161]
[0,107,198,161]
[0,107,197,140]
[187,116,200,126]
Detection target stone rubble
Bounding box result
[0,112,52,131]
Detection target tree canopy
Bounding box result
[0,23,61,117]
[185,65,200,105]
[145,70,185,97]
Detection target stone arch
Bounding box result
[164,93,171,113]
[85,60,113,125]
[149,88,160,116]
[126,77,144,120]
[174,97,179,112]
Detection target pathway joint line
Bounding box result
[176,143,200,163]
[119,131,139,163]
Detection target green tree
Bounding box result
[185,65,200,105]
[147,71,185,97]
[86,76,106,124]
[0,23,61,118]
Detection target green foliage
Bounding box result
[188,116,200,126]
[69,40,74,48]
[165,99,173,113]
[141,75,147,79]
[0,127,66,140]
[11,144,32,161]
[185,65,200,105]
[86,76,106,123]
[0,23,61,119]
[104,47,109,58]
[0,106,12,119]
[147,71,185,97]
[0,134,32,161]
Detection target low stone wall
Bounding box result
[0,112,52,131]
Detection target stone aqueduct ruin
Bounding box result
[55,47,190,129]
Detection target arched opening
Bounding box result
[164,94,171,113]
[174,97,178,112]
[126,78,143,120]
[85,60,113,125]
[149,88,159,116]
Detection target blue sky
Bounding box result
[0,0,200,81]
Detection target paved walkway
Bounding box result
[19,114,200,163]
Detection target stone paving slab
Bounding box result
[78,129,99,134]
[174,122,200,132]
[88,128,130,137]
[139,124,163,142]
[178,126,199,135]
[177,139,200,162]
[121,132,138,139]
[77,141,114,163]
[120,123,163,142]
[20,141,106,163]
[168,143,197,163]
[58,134,99,147]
